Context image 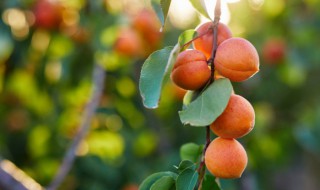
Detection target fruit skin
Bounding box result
[114,27,143,57]
[33,0,63,30]
[171,49,211,90]
[193,22,232,59]
[205,137,248,179]
[214,37,259,82]
[262,38,286,64]
[210,94,255,139]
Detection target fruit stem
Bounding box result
[196,126,211,190]
[208,0,221,82]
[196,0,221,189]
[182,28,213,49]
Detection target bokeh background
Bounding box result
[0,0,320,189]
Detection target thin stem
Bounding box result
[47,64,105,190]
[196,0,221,189]
[182,27,213,49]
[196,126,211,190]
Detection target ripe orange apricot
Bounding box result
[132,9,162,47]
[205,137,247,179]
[114,27,143,57]
[171,49,211,90]
[214,37,259,82]
[193,22,232,59]
[210,94,255,139]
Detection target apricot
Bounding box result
[171,49,211,90]
[262,38,286,64]
[33,0,63,30]
[214,37,259,82]
[114,27,143,57]
[132,9,162,47]
[193,22,232,59]
[210,94,255,139]
[205,137,247,179]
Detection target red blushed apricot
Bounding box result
[205,137,248,179]
[214,37,259,82]
[171,49,211,90]
[210,94,255,139]
[262,38,286,64]
[193,22,232,59]
[33,0,63,30]
[114,28,143,57]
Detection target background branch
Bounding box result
[47,64,106,190]
[0,158,43,190]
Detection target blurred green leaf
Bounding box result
[152,0,171,28]
[139,46,173,108]
[189,0,211,20]
[0,31,13,62]
[139,172,178,190]
[176,169,198,190]
[150,176,175,190]
[160,0,172,28]
[180,143,203,163]
[179,79,232,126]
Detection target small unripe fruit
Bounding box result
[214,37,259,82]
[193,22,232,59]
[114,28,143,57]
[171,50,211,90]
[205,137,247,179]
[210,94,255,138]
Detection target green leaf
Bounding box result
[177,160,196,173]
[139,171,178,190]
[152,0,172,29]
[179,78,233,126]
[150,176,175,190]
[176,169,199,190]
[139,46,174,109]
[160,0,172,28]
[201,174,221,190]
[178,30,196,50]
[180,143,203,162]
[189,0,211,20]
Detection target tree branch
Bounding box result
[0,158,43,190]
[47,64,106,190]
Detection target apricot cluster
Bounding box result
[114,9,163,58]
[170,22,259,179]
[171,22,259,90]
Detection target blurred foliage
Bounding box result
[0,0,319,190]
